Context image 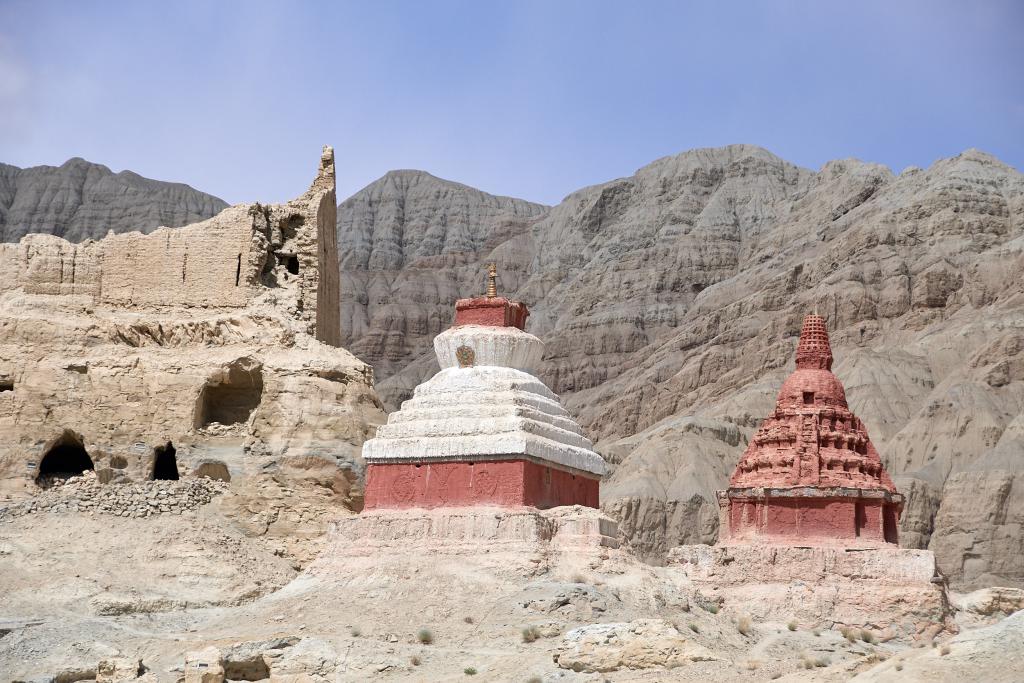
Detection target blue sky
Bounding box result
[1,1,1021,205]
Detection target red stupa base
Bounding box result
[363,459,600,510]
[718,488,902,547]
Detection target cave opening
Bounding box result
[37,430,94,485]
[152,442,179,480]
[195,362,264,429]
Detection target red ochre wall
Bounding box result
[364,459,599,510]
[728,497,899,545]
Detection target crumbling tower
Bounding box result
[718,314,903,546]
[361,265,606,509]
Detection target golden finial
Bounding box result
[486,262,498,298]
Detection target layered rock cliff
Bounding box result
[0,158,227,242]
[338,146,1024,590]
[337,170,548,386]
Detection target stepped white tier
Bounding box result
[362,295,606,509]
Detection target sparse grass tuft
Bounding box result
[940,644,951,656]
[703,602,720,614]
[522,626,541,643]
[737,615,753,636]
[350,626,362,638]
[787,620,798,632]
[463,616,474,624]
[409,655,421,666]
[801,657,815,670]
[860,629,876,644]
[464,666,477,675]
[689,622,700,633]
[745,660,760,671]
[841,627,857,643]
[417,628,434,645]
[814,656,830,668]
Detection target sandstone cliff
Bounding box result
[0,157,227,242]
[338,146,1024,589]
[0,148,384,564]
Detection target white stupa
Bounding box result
[362,265,606,509]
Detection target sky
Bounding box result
[0,1,1021,206]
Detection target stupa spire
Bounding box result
[486,262,498,298]
[794,313,833,370]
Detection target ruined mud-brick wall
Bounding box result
[0,147,339,341]
[0,147,383,501]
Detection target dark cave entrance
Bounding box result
[195,361,264,428]
[37,430,94,485]
[152,442,179,480]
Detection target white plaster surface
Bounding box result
[434,325,543,372]
[363,327,607,476]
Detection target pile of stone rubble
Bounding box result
[0,471,227,522]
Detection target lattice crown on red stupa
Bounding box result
[729,314,897,492]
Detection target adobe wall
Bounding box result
[0,236,102,296]
[364,460,600,510]
[0,146,341,344]
[98,206,258,307]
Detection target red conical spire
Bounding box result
[795,314,833,370]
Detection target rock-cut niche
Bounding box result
[152,442,179,480]
[195,360,264,429]
[37,429,94,485]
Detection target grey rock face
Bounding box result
[0,158,227,242]
[337,169,548,382]
[338,146,1024,590]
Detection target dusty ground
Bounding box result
[0,497,1022,682]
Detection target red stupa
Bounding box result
[718,314,903,547]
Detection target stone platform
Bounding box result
[669,543,951,639]
[323,505,618,559]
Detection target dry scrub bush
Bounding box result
[737,615,753,636]
[521,626,540,643]
[417,628,434,645]
[787,620,798,631]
